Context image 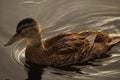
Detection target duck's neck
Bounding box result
[27,34,45,49]
[26,34,49,64]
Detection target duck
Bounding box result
[5,18,120,66]
[5,18,120,79]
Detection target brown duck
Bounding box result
[5,18,120,79]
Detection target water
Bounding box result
[0,0,120,80]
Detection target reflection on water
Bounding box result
[12,11,120,80]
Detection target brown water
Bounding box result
[0,0,120,80]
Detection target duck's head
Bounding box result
[5,18,42,46]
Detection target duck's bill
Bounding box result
[4,33,22,47]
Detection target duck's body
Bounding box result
[25,30,118,66]
[5,18,120,80]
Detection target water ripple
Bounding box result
[23,0,47,4]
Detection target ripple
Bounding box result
[11,40,26,66]
[23,0,47,4]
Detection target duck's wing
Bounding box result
[44,31,111,66]
[44,31,99,54]
[46,32,90,54]
[51,38,89,55]
[45,32,97,66]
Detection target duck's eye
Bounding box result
[16,23,33,33]
[16,26,28,33]
[16,29,21,33]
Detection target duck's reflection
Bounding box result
[25,61,45,80]
[24,60,100,80]
[25,61,90,80]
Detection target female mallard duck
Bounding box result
[5,18,120,79]
[5,18,120,66]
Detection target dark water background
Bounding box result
[0,0,120,80]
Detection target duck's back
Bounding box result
[44,31,111,48]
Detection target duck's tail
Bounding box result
[108,34,120,45]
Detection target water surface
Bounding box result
[0,0,120,80]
